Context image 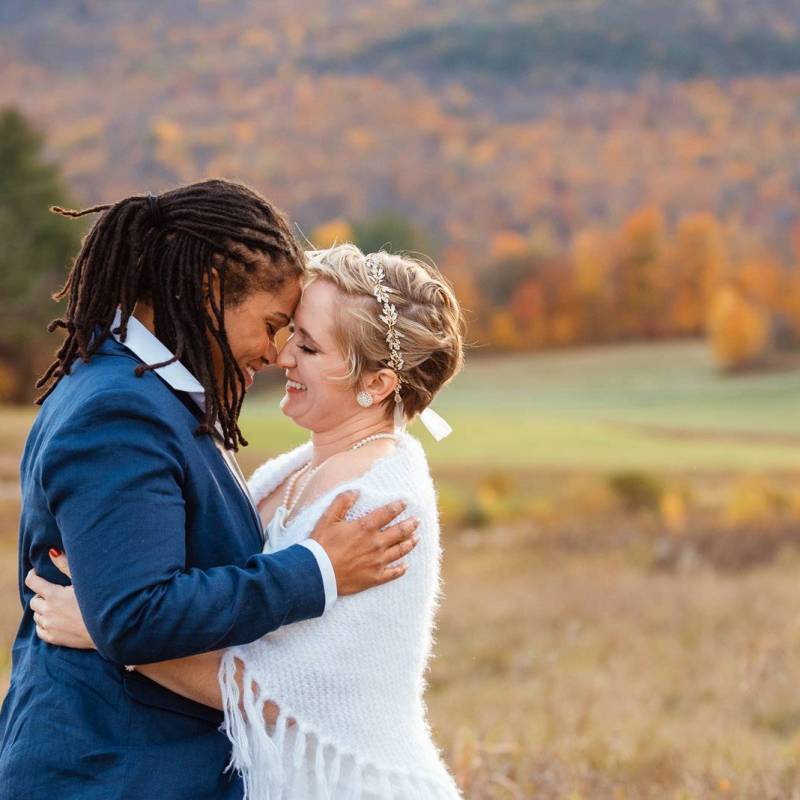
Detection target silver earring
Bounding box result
[356,390,374,408]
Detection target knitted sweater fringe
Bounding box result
[219,432,462,799]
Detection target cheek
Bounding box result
[307,367,352,406]
[323,381,359,419]
[220,317,244,359]
[238,328,267,359]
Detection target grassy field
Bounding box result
[1,341,800,798]
[237,340,800,473]
[3,341,799,473]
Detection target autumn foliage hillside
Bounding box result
[1,0,799,365]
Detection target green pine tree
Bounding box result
[352,212,428,257]
[0,107,82,402]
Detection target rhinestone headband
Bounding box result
[361,251,454,441]
[365,254,404,406]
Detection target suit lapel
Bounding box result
[212,434,265,545]
[100,321,266,545]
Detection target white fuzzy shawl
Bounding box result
[219,432,461,799]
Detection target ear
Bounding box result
[361,368,398,405]
[201,270,222,313]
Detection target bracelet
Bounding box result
[124,664,136,673]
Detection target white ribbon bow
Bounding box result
[419,407,452,441]
[394,399,452,441]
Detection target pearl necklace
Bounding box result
[282,433,397,522]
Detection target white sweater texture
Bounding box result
[219,432,462,799]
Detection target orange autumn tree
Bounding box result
[669,213,726,334]
[614,207,669,339]
[440,248,487,345]
[509,278,545,348]
[489,230,528,264]
[782,266,800,341]
[737,259,784,312]
[570,227,616,342]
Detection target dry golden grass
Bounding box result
[430,524,800,799]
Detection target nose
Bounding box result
[276,338,295,369]
[264,338,278,365]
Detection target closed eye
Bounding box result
[288,322,317,353]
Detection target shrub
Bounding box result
[608,470,664,512]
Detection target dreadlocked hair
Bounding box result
[36,178,305,450]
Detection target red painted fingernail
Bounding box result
[49,548,62,558]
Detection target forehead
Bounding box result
[296,280,342,339]
[245,277,301,317]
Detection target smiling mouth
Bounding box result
[286,379,307,392]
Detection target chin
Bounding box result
[279,394,293,417]
[278,396,305,426]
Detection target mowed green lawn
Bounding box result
[3,341,798,473]
[241,340,800,472]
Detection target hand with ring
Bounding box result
[25,549,95,650]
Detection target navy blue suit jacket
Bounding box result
[0,335,325,799]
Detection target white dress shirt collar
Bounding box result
[110,307,259,519]
[110,308,205,400]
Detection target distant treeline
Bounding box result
[330,19,800,81]
[2,103,797,403]
[311,210,799,373]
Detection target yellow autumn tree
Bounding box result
[151,117,195,179]
[489,310,520,350]
[310,219,355,249]
[706,285,770,371]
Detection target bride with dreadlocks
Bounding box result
[13,180,465,798]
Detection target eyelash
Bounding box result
[287,324,316,354]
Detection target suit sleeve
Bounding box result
[40,388,325,665]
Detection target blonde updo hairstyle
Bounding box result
[303,244,465,421]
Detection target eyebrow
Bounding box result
[297,325,322,349]
[270,312,291,327]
